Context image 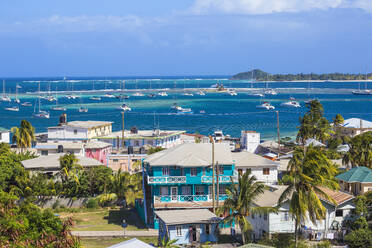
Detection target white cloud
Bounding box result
[190,0,372,15]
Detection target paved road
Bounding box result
[72,229,158,237]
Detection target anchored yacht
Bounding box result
[281,98,301,108]
[256,102,275,110]
[5,106,19,112]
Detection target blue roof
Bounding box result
[335,166,372,183]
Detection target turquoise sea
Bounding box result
[1,77,372,140]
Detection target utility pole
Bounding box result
[216,162,219,208]
[276,111,280,160]
[121,111,125,149]
[209,136,216,213]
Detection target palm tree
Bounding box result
[159,237,178,248]
[279,146,339,247]
[111,169,143,206]
[11,120,35,151]
[219,171,276,244]
[342,131,372,169]
[58,153,82,184]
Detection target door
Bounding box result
[208,186,213,201]
[171,187,178,201]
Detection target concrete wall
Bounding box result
[35,196,90,208]
[238,166,278,185]
[0,131,10,144]
[241,131,260,153]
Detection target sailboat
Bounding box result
[281,97,301,108]
[264,75,277,95]
[352,71,372,95]
[21,102,32,107]
[5,105,19,112]
[1,80,11,102]
[118,103,131,111]
[51,86,66,111]
[33,83,50,118]
[78,95,88,112]
[256,101,275,110]
[89,81,101,100]
[14,84,21,103]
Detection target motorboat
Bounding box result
[14,99,20,104]
[21,102,32,107]
[33,111,50,119]
[67,94,80,99]
[51,106,66,111]
[1,96,11,102]
[177,107,193,114]
[264,89,278,95]
[182,92,194,96]
[227,90,237,96]
[158,91,168,96]
[89,96,101,101]
[119,104,131,111]
[196,90,206,96]
[252,93,264,97]
[5,106,19,112]
[46,95,56,102]
[132,92,144,96]
[256,102,275,110]
[79,106,88,113]
[104,93,116,98]
[352,90,372,95]
[281,99,301,108]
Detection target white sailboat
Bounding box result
[14,84,21,103]
[264,76,277,95]
[281,97,301,108]
[352,71,372,95]
[78,95,88,112]
[21,102,32,107]
[118,103,131,111]
[1,80,11,102]
[227,89,238,96]
[158,91,168,96]
[51,86,66,111]
[256,101,275,110]
[5,105,19,112]
[33,83,50,118]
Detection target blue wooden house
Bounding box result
[138,143,237,229]
[156,209,220,245]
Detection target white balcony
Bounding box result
[147,176,186,184]
[154,194,228,203]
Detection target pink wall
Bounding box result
[85,147,110,165]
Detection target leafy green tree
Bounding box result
[159,237,178,248]
[342,131,372,168]
[147,146,165,155]
[296,100,332,145]
[111,169,143,206]
[333,114,344,127]
[219,171,276,244]
[279,146,339,248]
[344,229,372,248]
[11,120,36,150]
[0,190,80,247]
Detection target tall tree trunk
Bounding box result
[240,222,246,244]
[294,218,298,248]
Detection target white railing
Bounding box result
[154,194,228,203]
[147,176,186,184]
[201,175,237,183]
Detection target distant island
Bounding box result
[230,69,372,81]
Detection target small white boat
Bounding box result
[119,104,131,111]
[14,99,20,104]
[104,93,116,98]
[256,102,275,110]
[177,107,193,114]
[1,96,11,102]
[158,91,168,96]
[21,102,32,107]
[281,99,301,108]
[47,95,56,102]
[33,111,50,119]
[79,106,88,113]
[67,94,80,99]
[51,106,66,111]
[89,96,101,101]
[227,90,237,96]
[183,92,194,96]
[196,90,206,96]
[5,106,19,112]
[133,92,144,96]
[264,89,278,95]
[252,93,264,97]
[352,90,372,95]
[200,110,206,114]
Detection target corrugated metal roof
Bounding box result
[145,143,233,167]
[0,127,9,132]
[335,166,372,183]
[232,151,279,168]
[342,118,372,129]
[155,209,219,225]
[21,154,103,169]
[254,186,289,207]
[85,141,112,149]
[107,238,154,248]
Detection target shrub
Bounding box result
[86,198,98,209]
[96,193,117,207]
[345,229,372,248]
[315,240,331,248]
[52,200,60,209]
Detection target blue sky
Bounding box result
[0,0,371,77]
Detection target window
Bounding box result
[74,129,78,135]
[180,168,185,176]
[176,226,182,236]
[182,186,191,195]
[160,186,169,196]
[196,186,204,195]
[263,168,270,175]
[190,168,197,177]
[219,185,227,195]
[218,166,223,175]
[162,167,170,176]
[113,159,119,163]
[205,224,210,234]
[203,168,206,176]
[41,150,48,156]
[264,213,267,220]
[281,212,289,221]
[335,210,343,217]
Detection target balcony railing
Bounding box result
[154,194,228,203]
[201,175,237,183]
[148,176,186,184]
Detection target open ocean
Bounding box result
[1,76,372,140]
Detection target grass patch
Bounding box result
[80,237,158,248]
[58,207,147,231]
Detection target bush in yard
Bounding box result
[344,228,372,248]
[96,193,117,207]
[86,198,98,209]
[52,199,60,209]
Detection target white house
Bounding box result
[232,151,279,185]
[336,118,372,137]
[248,186,355,241]
[0,127,10,144]
[240,131,260,153]
[97,129,185,149]
[35,141,85,156]
[48,120,113,141]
